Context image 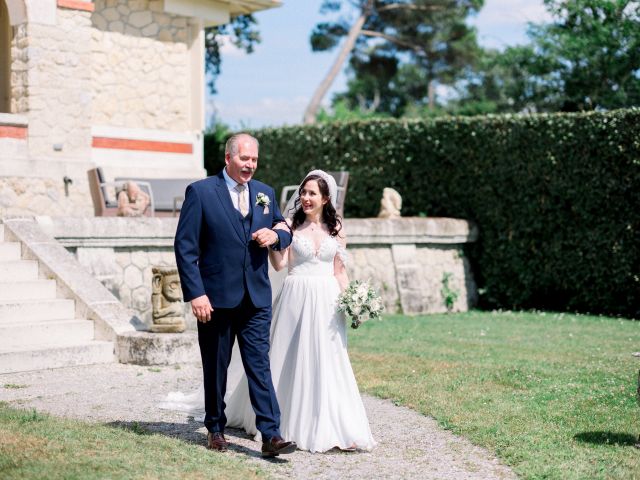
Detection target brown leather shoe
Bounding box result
[207,431,228,451]
[261,436,297,457]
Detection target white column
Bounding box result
[188,18,205,132]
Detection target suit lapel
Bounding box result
[249,181,263,233]
[213,173,245,242]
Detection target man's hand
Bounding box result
[252,228,278,248]
[191,295,214,323]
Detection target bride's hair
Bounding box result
[291,174,342,237]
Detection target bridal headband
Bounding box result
[283,169,338,218]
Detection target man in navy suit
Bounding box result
[174,133,296,457]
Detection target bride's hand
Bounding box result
[191,295,213,323]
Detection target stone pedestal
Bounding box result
[117,331,199,365]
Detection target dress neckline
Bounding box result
[294,232,335,257]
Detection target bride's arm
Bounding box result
[269,221,290,271]
[334,232,349,291]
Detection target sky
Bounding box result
[210,0,553,130]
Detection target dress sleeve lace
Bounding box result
[335,243,349,267]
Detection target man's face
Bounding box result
[226,137,258,184]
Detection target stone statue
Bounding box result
[151,267,185,333]
[117,181,151,217]
[377,187,402,219]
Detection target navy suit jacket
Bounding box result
[174,171,292,309]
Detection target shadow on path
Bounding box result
[106,419,289,463]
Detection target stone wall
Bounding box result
[346,218,478,314]
[0,1,206,215]
[27,9,93,160]
[43,216,478,330]
[74,244,181,328]
[91,0,190,131]
[0,175,93,217]
[10,23,28,114]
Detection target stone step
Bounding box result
[0,242,21,261]
[0,280,56,301]
[0,341,114,374]
[0,280,56,302]
[0,319,94,347]
[0,260,39,281]
[0,299,75,323]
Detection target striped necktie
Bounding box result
[235,184,248,217]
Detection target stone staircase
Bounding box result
[0,224,114,374]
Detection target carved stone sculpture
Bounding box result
[377,187,402,219]
[151,267,185,333]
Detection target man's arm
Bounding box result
[174,185,206,302]
[174,185,214,322]
[252,187,293,250]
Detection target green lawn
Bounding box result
[349,310,640,480]
[0,405,266,480]
[2,310,637,479]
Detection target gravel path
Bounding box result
[0,362,516,479]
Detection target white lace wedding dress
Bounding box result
[162,232,376,453]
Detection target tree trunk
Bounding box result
[428,80,435,109]
[303,10,369,125]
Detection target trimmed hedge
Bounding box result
[204,109,640,318]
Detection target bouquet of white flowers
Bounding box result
[337,280,384,329]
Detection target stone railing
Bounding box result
[40,216,478,327]
[344,218,478,314]
[2,217,198,365]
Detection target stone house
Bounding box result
[0,1,478,375]
[0,0,280,216]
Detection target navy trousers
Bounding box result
[197,292,281,441]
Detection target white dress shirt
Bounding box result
[222,168,249,214]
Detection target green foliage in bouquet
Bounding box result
[337,280,384,329]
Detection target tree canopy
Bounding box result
[305,0,484,122]
[531,0,640,111]
[438,0,640,114]
[315,0,640,118]
[205,15,261,95]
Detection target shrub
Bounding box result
[204,109,640,318]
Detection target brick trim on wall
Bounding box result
[57,0,95,12]
[92,137,194,154]
[0,126,28,139]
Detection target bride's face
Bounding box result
[300,180,327,217]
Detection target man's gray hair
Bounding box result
[225,133,259,157]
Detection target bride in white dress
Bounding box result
[163,170,375,453]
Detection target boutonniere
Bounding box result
[256,192,270,214]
